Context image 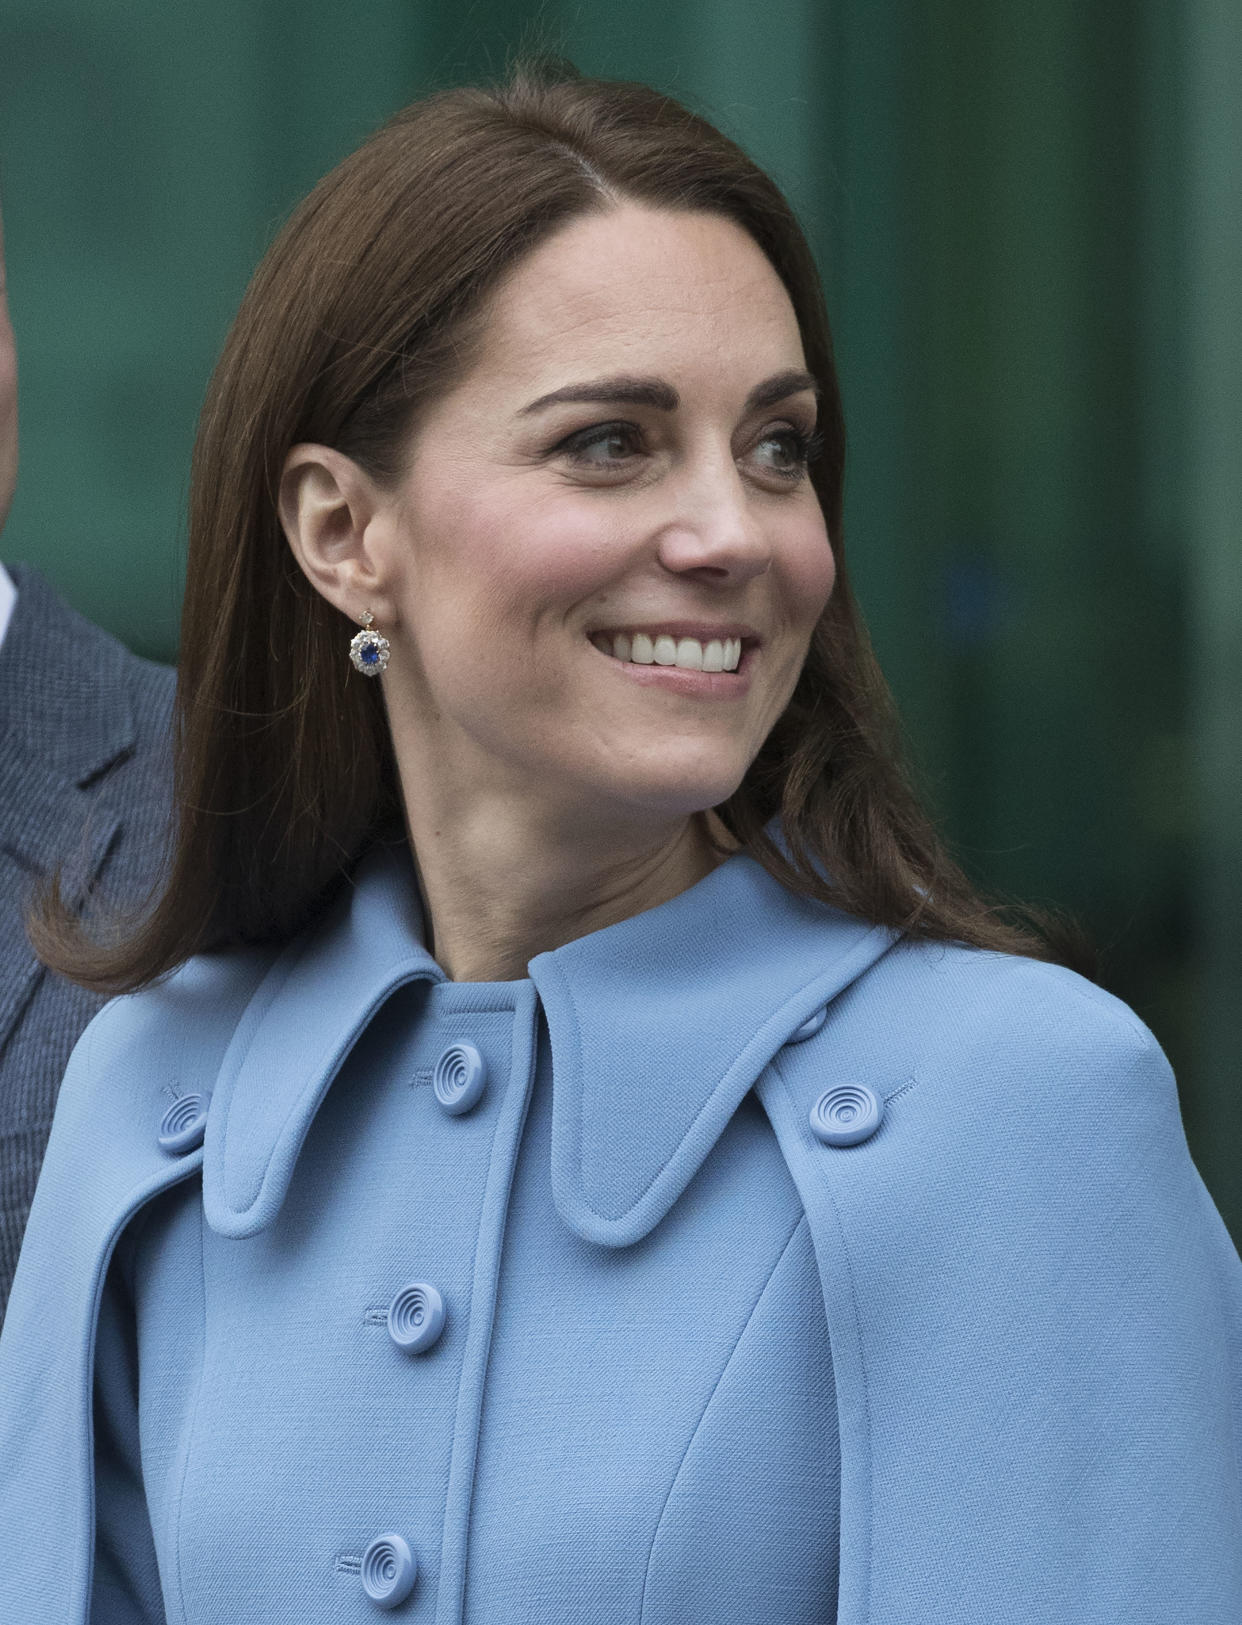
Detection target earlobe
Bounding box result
[279,443,392,621]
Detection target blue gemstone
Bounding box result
[362,643,379,663]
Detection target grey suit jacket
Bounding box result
[0,564,173,1323]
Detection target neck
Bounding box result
[400,789,724,982]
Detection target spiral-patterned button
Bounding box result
[788,1005,828,1043]
[360,1532,417,1609]
[432,1042,487,1116]
[157,1093,210,1155]
[809,1083,883,1147]
[387,1281,446,1353]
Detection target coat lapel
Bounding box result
[0,567,136,1052]
[0,753,118,1047]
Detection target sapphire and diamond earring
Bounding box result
[349,610,390,677]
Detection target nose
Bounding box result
[654,460,772,586]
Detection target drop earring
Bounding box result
[348,610,390,677]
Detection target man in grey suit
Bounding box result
[0,201,174,1323]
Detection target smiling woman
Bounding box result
[2,62,1240,1625]
[275,202,836,977]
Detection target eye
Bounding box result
[556,420,644,470]
[747,425,824,483]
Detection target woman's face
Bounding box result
[369,202,835,829]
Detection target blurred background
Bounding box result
[1,2,1239,1236]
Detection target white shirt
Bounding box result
[0,562,14,651]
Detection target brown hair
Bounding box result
[36,63,1078,990]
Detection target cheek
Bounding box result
[399,484,625,669]
[431,487,626,608]
[782,510,836,628]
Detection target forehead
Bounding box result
[463,204,806,396]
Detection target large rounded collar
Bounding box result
[530,854,896,1245]
[203,842,896,1244]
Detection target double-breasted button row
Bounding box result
[358,1041,485,1603]
[364,1039,487,1600]
[367,1282,440,1607]
[379,1041,484,1352]
[363,1291,438,1607]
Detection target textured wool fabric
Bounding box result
[0,842,1239,1622]
[0,563,173,1323]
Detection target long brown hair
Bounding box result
[36,63,1076,991]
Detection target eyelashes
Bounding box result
[552,420,825,483]
[765,426,825,478]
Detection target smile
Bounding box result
[588,631,747,673]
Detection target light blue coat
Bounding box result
[1,843,1240,1623]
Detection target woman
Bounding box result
[1,66,1239,1624]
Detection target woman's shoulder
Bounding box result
[799,932,1179,1154]
[54,941,284,1143]
[849,933,1163,1072]
[774,932,1214,1281]
[75,942,281,1065]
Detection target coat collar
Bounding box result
[530,853,896,1245]
[203,845,442,1237]
[203,840,896,1244]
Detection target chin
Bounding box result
[594,752,752,825]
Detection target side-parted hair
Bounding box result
[36,64,1074,991]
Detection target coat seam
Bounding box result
[75,1153,201,1622]
[439,986,541,1625]
[170,1179,207,1625]
[637,1209,808,1624]
[769,1052,873,1625]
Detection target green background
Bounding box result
[3,2,1240,1234]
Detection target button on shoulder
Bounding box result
[157,1093,210,1155]
[809,1083,883,1147]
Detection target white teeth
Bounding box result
[595,632,748,672]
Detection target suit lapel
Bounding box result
[0,567,136,1052]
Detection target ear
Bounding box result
[278,444,396,625]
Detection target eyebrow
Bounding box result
[518,368,820,417]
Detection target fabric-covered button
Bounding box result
[360,1532,417,1609]
[157,1094,210,1155]
[432,1042,487,1115]
[387,1282,446,1353]
[788,1005,828,1043]
[809,1084,883,1147]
